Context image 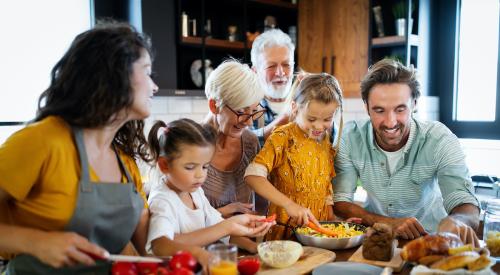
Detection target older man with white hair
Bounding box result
[251,29,295,145]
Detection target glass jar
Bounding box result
[484,198,500,257]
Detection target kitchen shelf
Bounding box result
[249,0,297,9]
[181,36,245,50]
[371,34,419,48]
[157,89,205,97]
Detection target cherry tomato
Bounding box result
[111,262,138,275]
[237,257,261,275]
[258,214,276,223]
[169,251,197,271]
[170,267,194,275]
[155,266,171,275]
[136,262,159,275]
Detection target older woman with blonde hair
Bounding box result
[202,60,266,217]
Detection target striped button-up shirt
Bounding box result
[333,118,479,233]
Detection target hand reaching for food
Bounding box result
[389,217,428,240]
[283,201,318,226]
[438,216,480,247]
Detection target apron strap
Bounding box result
[73,128,92,192]
[112,144,134,186]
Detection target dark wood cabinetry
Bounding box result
[298,0,369,98]
[142,0,298,96]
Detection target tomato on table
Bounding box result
[111,262,138,275]
[169,251,198,272]
[237,257,261,275]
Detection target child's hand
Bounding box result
[225,214,274,237]
[283,201,319,227]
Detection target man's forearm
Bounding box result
[333,201,394,226]
[448,203,480,230]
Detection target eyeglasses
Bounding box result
[225,104,266,123]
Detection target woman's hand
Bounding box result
[218,202,254,218]
[224,214,274,237]
[284,201,319,226]
[32,231,107,268]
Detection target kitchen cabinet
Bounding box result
[369,0,430,95]
[142,0,298,96]
[298,0,369,98]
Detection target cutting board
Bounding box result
[348,244,406,272]
[257,246,336,275]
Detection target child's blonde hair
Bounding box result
[287,73,344,151]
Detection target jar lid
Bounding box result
[486,198,500,213]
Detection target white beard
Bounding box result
[264,78,292,99]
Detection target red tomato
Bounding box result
[170,267,194,275]
[155,266,171,275]
[169,251,197,271]
[136,262,159,275]
[111,262,138,275]
[237,257,261,275]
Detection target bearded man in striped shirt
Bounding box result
[333,59,480,247]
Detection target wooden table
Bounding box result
[333,240,500,274]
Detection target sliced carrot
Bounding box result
[307,221,338,237]
[258,214,276,223]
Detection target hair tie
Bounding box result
[157,126,169,139]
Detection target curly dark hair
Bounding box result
[360,58,420,104]
[36,21,153,160]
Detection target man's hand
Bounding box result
[438,216,480,247]
[388,217,428,240]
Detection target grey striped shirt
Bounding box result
[203,130,259,210]
[333,118,479,232]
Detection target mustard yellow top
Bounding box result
[252,122,336,240]
[0,116,147,234]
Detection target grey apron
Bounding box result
[6,128,144,274]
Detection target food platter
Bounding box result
[295,221,367,250]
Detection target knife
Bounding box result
[86,251,163,263]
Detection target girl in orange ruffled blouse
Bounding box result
[245,73,360,240]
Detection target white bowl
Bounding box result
[257,240,303,268]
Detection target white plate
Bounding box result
[313,261,383,275]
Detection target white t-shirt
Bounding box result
[380,147,404,175]
[146,181,227,253]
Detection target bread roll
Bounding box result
[417,255,445,266]
[430,252,479,271]
[467,254,492,271]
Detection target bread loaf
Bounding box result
[362,223,395,261]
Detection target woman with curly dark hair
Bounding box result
[0,21,166,273]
